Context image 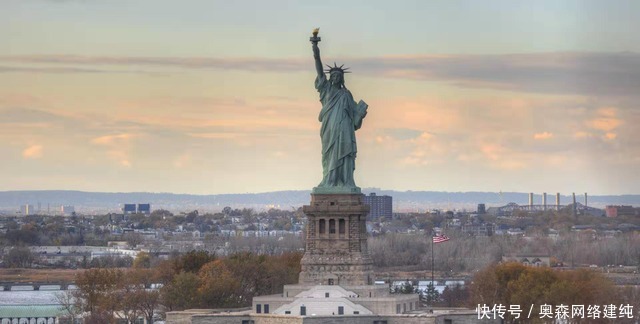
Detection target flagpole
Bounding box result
[431,230,434,288]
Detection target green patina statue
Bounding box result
[310,28,368,194]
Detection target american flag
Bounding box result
[432,234,450,243]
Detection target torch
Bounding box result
[310,27,321,44]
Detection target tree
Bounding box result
[5,246,36,268]
[74,268,123,321]
[124,232,144,248]
[136,288,161,324]
[133,251,152,269]
[421,282,440,305]
[470,262,620,323]
[117,269,160,324]
[439,284,469,307]
[55,290,83,323]
[112,275,142,324]
[198,259,242,307]
[161,271,201,311]
[175,250,214,274]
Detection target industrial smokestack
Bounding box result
[556,193,560,211]
[572,192,577,216]
[584,192,588,207]
[529,193,534,207]
[543,192,547,210]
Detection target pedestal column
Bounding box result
[298,193,373,286]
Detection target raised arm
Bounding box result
[312,42,323,78]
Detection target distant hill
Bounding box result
[0,190,638,213]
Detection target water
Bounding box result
[0,290,65,305]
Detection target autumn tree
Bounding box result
[470,262,621,323]
[439,284,469,307]
[198,259,242,307]
[74,268,123,321]
[175,250,215,274]
[161,271,201,311]
[133,251,152,269]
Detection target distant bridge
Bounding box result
[0,281,74,291]
[1,281,160,291]
[488,202,604,217]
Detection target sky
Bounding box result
[1,0,639,195]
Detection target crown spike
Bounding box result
[322,62,352,74]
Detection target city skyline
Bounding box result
[1,0,639,195]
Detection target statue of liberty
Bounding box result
[310,29,368,194]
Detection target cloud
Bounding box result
[533,132,553,140]
[0,107,65,125]
[0,55,307,73]
[91,133,137,145]
[0,65,107,74]
[173,153,192,168]
[2,52,639,95]
[357,52,640,96]
[574,131,594,139]
[587,108,622,132]
[22,144,43,159]
[0,65,156,75]
[91,133,138,167]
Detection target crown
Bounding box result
[324,62,351,74]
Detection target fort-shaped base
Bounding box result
[299,193,373,286]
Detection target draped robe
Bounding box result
[315,74,367,189]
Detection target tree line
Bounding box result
[58,250,301,323]
[369,231,640,272]
[469,262,640,323]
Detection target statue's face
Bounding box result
[329,72,343,86]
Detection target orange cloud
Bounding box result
[173,153,192,168]
[478,143,529,170]
[91,133,137,145]
[573,131,593,139]
[92,133,138,167]
[22,144,43,159]
[588,118,622,132]
[533,132,553,140]
[587,107,622,132]
[481,144,503,161]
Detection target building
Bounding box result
[605,205,638,217]
[461,223,494,236]
[363,193,392,220]
[20,204,34,216]
[122,204,136,214]
[502,254,551,267]
[122,203,152,214]
[137,203,151,214]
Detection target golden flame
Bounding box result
[312,28,319,36]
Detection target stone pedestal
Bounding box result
[299,193,374,286]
